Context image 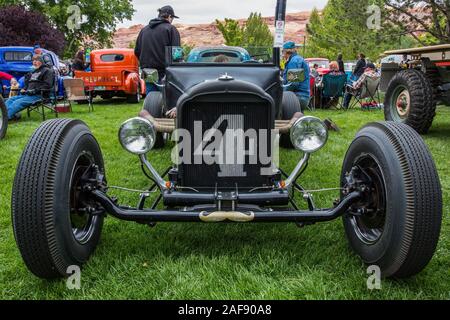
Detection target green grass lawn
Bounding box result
[1,100,449,300]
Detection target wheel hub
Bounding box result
[395,89,411,118]
[344,157,387,245]
[69,153,102,244]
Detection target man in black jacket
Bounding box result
[351,53,367,81]
[5,55,53,120]
[135,5,181,94]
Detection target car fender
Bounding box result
[124,72,140,94]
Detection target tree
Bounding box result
[0,0,135,57]
[215,18,244,46]
[242,13,272,48]
[0,5,65,55]
[383,0,449,45]
[306,0,417,61]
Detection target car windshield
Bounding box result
[4,51,33,62]
[344,62,356,72]
[168,46,274,65]
[100,54,125,62]
[308,60,330,69]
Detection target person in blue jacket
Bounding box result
[282,41,310,111]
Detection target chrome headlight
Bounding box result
[290,116,328,153]
[119,117,156,155]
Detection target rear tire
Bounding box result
[384,69,436,134]
[127,86,141,104]
[12,119,105,279]
[0,97,7,140]
[341,121,442,278]
[143,91,167,148]
[280,92,302,149]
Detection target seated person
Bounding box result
[1,71,14,98]
[6,55,53,120]
[317,61,344,87]
[343,62,379,109]
[310,64,320,78]
[282,41,310,110]
[7,78,20,98]
[213,54,230,63]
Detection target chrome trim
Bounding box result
[284,153,310,189]
[139,154,168,190]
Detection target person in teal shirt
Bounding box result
[282,41,310,111]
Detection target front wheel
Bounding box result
[280,92,302,148]
[143,91,167,148]
[12,119,105,279]
[341,122,442,278]
[0,97,7,140]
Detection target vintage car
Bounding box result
[74,49,146,103]
[305,58,330,76]
[187,46,253,63]
[12,0,442,280]
[0,97,7,140]
[0,46,63,97]
[381,44,450,133]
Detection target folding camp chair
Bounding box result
[63,78,93,112]
[27,69,59,121]
[320,73,347,109]
[347,76,381,110]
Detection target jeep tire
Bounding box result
[384,69,436,134]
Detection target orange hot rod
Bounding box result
[75,49,146,103]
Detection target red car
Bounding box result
[305,58,330,76]
[75,49,146,103]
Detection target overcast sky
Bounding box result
[119,0,328,27]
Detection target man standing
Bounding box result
[351,53,367,81]
[135,5,181,93]
[6,55,53,120]
[282,41,310,111]
[337,53,345,74]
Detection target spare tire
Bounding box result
[0,97,7,140]
[384,69,436,134]
[143,91,167,148]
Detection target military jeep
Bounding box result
[381,44,450,133]
[12,0,442,280]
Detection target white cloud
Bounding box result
[119,0,327,27]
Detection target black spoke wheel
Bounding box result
[12,119,105,279]
[69,153,100,244]
[0,97,7,140]
[349,155,386,245]
[341,122,442,278]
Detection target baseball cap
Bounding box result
[283,41,296,50]
[366,62,376,69]
[158,5,179,19]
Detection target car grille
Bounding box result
[179,100,273,189]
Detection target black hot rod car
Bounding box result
[12,0,442,280]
